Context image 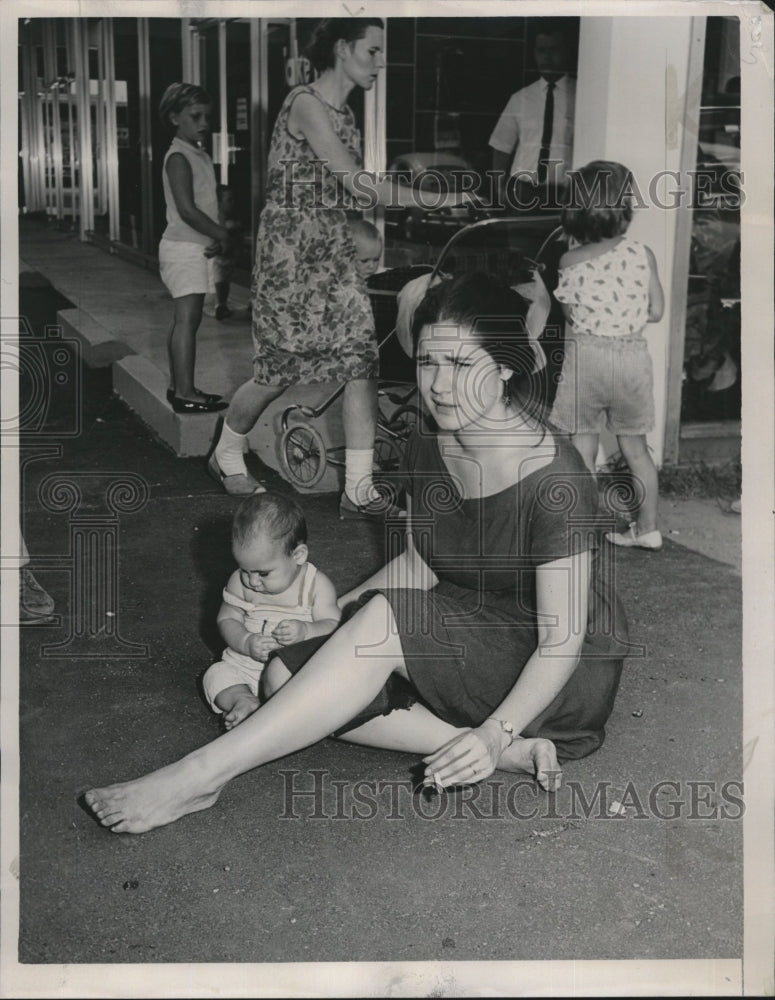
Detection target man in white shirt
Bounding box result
[489,22,576,211]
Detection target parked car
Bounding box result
[384,152,489,242]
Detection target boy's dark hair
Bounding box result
[158,82,212,130]
[562,160,635,243]
[304,18,385,73]
[232,492,307,555]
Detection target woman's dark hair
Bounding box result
[412,271,544,422]
[561,160,635,243]
[304,18,385,73]
[158,82,212,130]
[233,492,307,556]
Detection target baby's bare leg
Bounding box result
[215,683,261,730]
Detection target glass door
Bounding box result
[216,20,253,272]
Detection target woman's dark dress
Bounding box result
[279,428,629,762]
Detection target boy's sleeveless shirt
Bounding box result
[161,137,219,245]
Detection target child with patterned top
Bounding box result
[203,493,341,728]
[550,160,665,550]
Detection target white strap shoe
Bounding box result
[605,521,663,550]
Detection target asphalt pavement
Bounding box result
[11,273,744,994]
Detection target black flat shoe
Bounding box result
[167,388,223,405]
[171,395,228,414]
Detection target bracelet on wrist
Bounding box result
[485,716,516,748]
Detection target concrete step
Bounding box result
[57,307,135,368]
[113,355,222,457]
[113,352,347,495]
[679,421,741,465]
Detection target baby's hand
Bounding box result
[246,633,279,663]
[272,619,307,646]
[204,241,222,259]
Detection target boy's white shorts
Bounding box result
[159,238,215,298]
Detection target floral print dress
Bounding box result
[250,86,378,386]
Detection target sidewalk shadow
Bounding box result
[192,512,233,655]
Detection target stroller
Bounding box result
[272,216,566,493]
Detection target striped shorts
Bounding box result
[550,330,655,436]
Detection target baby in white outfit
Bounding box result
[203,492,341,729]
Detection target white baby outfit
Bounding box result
[203,562,318,711]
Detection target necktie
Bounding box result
[537,81,555,185]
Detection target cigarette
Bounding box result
[261,620,267,635]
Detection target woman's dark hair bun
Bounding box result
[304,18,384,73]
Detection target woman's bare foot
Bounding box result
[223,693,261,730]
[499,737,562,792]
[84,755,223,834]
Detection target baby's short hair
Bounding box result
[562,160,635,243]
[158,82,212,130]
[232,492,307,555]
[348,218,382,246]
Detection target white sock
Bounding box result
[345,449,379,506]
[214,421,248,477]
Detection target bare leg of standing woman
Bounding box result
[341,378,380,508]
[209,379,286,493]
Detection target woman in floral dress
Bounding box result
[210,18,437,518]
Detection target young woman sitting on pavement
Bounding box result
[86,271,628,834]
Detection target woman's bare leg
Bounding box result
[264,658,561,784]
[338,704,561,786]
[342,379,378,450]
[85,595,407,834]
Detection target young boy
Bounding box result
[202,493,341,729]
[348,217,383,283]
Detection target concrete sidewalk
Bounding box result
[20,218,742,575]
